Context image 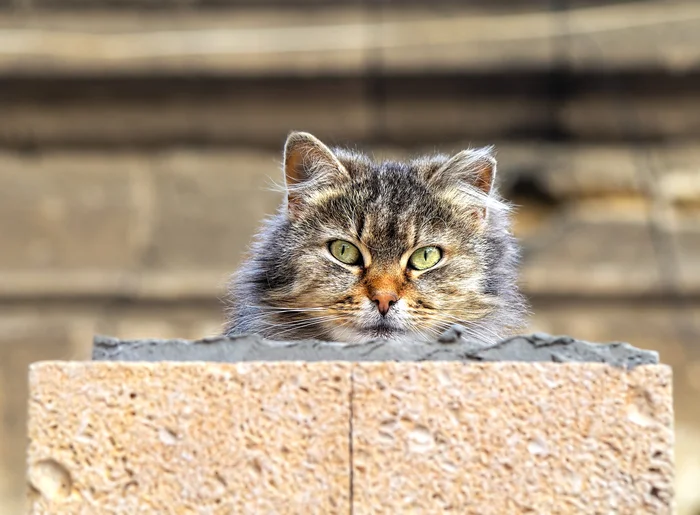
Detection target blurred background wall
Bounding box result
[1,0,699,512]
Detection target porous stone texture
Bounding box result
[27,362,351,514]
[352,362,674,514]
[27,356,674,514]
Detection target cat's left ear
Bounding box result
[429,146,496,196]
[283,131,349,215]
[427,147,498,217]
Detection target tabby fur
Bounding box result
[224,132,527,344]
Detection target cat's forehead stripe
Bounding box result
[305,167,463,257]
[358,211,372,242]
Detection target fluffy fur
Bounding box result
[224,132,527,345]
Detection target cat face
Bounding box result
[226,132,526,344]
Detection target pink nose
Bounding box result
[371,292,398,316]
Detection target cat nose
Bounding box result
[371,292,398,317]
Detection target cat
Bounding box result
[224,131,527,345]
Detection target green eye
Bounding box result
[409,246,442,270]
[329,240,362,265]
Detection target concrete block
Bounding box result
[27,333,673,513]
[91,333,659,368]
[27,362,351,514]
[352,362,674,514]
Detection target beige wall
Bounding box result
[3,147,700,513]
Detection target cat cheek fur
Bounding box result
[224,131,528,344]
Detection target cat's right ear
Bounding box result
[283,131,349,216]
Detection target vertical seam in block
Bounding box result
[349,365,355,515]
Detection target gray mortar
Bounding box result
[93,325,658,369]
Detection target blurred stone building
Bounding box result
[1,0,700,512]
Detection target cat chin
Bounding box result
[328,325,428,345]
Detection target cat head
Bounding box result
[227,131,527,344]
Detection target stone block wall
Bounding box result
[27,359,673,513]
